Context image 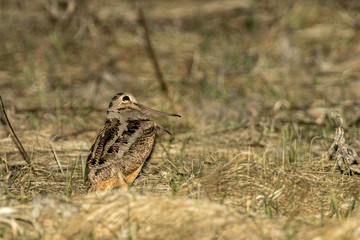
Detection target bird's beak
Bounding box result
[135,103,181,118]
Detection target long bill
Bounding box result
[136,103,181,118]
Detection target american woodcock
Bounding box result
[86,92,180,192]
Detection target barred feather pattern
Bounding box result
[86,94,156,191]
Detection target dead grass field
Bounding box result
[1,0,360,239]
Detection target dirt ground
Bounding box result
[1,0,360,239]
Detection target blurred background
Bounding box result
[1,0,360,132]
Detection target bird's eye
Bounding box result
[122,96,130,102]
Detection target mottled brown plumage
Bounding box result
[86,93,180,192]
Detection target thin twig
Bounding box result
[136,3,173,104]
[0,96,35,173]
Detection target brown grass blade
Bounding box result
[0,96,35,173]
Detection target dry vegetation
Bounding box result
[1,0,360,239]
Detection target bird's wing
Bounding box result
[118,119,156,176]
[87,117,126,169]
[87,116,155,171]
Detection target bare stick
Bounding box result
[0,96,35,173]
[136,3,173,103]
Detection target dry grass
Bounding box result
[1,0,360,239]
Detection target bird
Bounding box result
[86,92,180,192]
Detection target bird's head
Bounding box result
[108,92,181,118]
